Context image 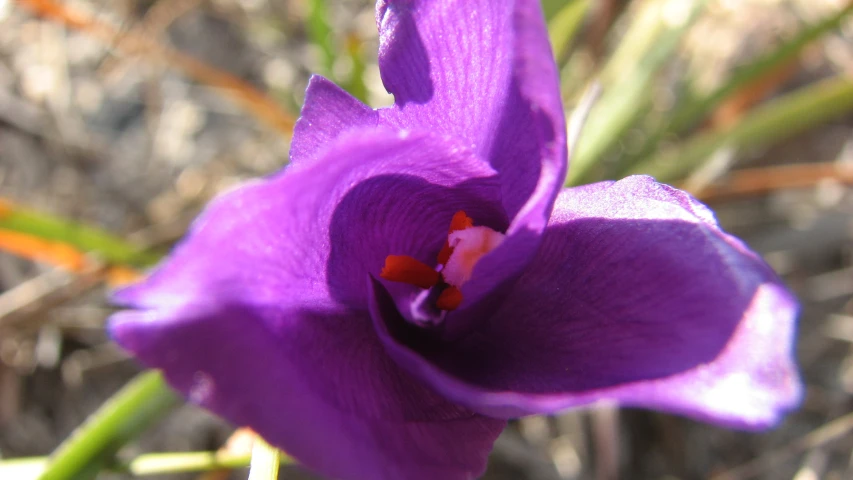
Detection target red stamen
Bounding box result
[437,241,453,265]
[380,255,440,289]
[437,211,474,265]
[436,286,463,311]
[449,211,474,233]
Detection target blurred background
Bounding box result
[0,0,852,478]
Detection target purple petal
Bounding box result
[289,75,379,168]
[110,129,509,478]
[375,0,564,186]
[374,0,567,334]
[372,176,801,428]
[111,306,504,480]
[114,128,503,313]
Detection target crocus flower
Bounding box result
[109,1,801,479]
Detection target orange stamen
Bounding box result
[449,210,474,233]
[436,286,463,311]
[380,255,440,289]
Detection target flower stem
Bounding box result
[36,371,179,480]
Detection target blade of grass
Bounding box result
[247,437,282,480]
[343,32,369,103]
[566,0,708,185]
[0,200,160,268]
[14,0,295,136]
[37,371,179,480]
[0,451,255,479]
[615,4,853,177]
[548,0,591,65]
[0,458,49,480]
[541,0,568,20]
[586,0,629,63]
[628,74,853,182]
[672,3,853,133]
[302,0,367,102]
[568,83,603,156]
[304,0,336,74]
[131,451,255,476]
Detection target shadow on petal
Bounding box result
[377,0,434,105]
[371,211,800,428]
[326,173,506,310]
[110,301,505,480]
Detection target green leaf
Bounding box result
[37,371,179,480]
[629,74,853,182]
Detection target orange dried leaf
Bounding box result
[0,230,88,272]
[0,199,11,217]
[106,266,143,287]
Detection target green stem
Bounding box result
[629,74,853,182]
[36,371,179,480]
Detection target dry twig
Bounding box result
[688,161,853,201]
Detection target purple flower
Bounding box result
[109,1,801,479]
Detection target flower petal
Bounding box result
[374,0,567,334]
[376,0,566,220]
[110,130,505,479]
[111,305,504,480]
[371,176,801,428]
[289,75,379,168]
[114,128,503,313]
[110,129,508,479]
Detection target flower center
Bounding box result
[442,226,505,287]
[380,211,504,311]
